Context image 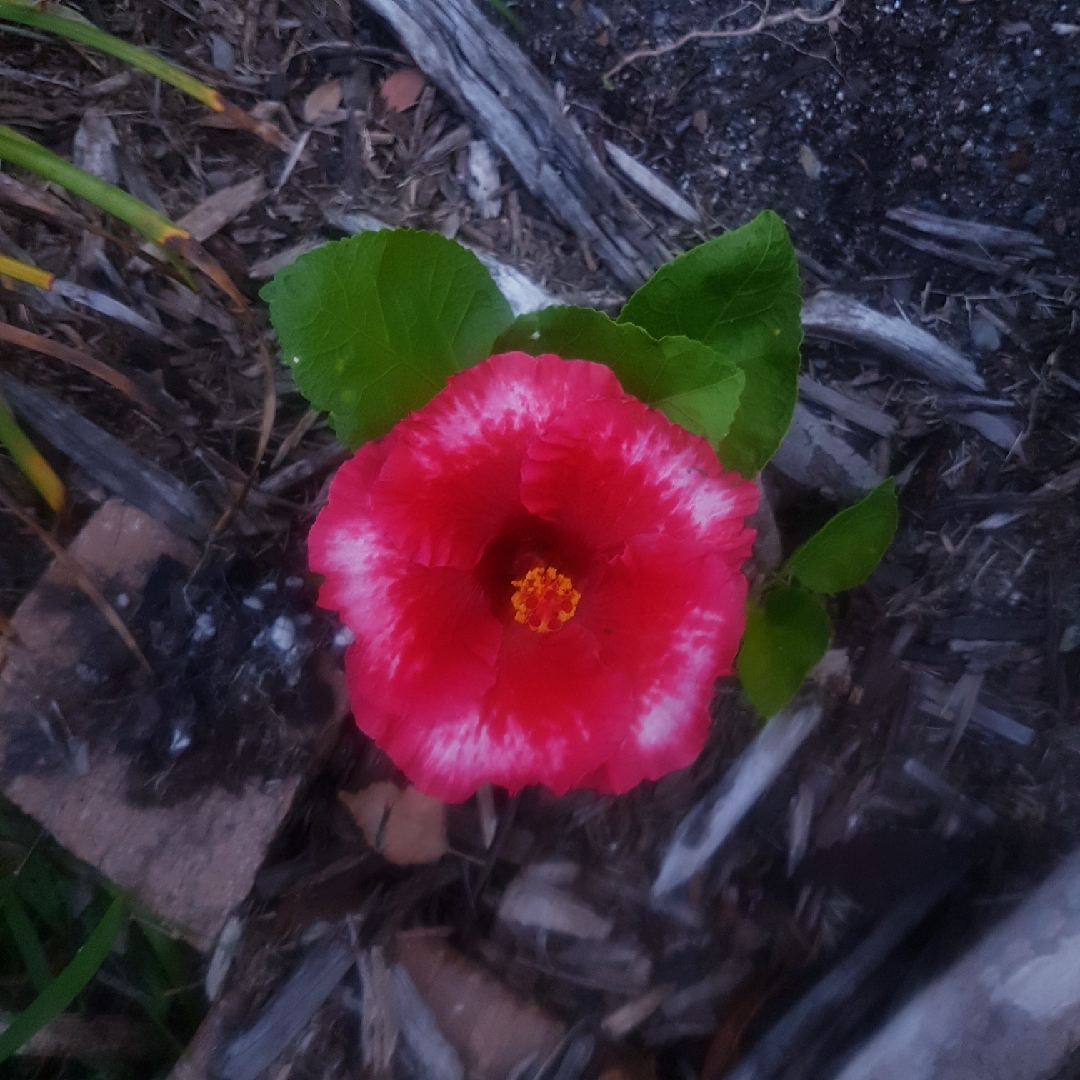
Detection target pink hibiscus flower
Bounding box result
[309,352,758,803]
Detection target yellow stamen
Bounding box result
[510,566,580,633]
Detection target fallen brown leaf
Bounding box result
[380,69,426,113]
[339,782,448,865]
[303,79,344,125]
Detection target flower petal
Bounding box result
[522,395,758,556]
[380,624,629,803]
[310,442,502,727]
[369,352,627,568]
[576,535,749,794]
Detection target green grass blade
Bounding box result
[0,124,188,247]
[0,895,123,1064]
[0,879,52,994]
[0,3,224,111]
[0,394,65,510]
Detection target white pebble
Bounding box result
[269,615,296,652]
[192,612,216,643]
[333,626,355,648]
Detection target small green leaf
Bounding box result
[737,586,830,718]
[0,895,123,1064]
[783,478,898,594]
[493,305,744,447]
[618,210,802,477]
[262,230,514,447]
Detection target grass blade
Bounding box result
[0,895,123,1064]
[0,395,65,510]
[0,124,187,248]
[0,3,292,150]
[0,2,223,110]
[0,879,53,994]
[0,252,53,290]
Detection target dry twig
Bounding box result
[603,0,846,80]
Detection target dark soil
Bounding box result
[523,0,1080,279]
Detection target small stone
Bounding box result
[1054,216,1068,235]
[1022,205,1047,227]
[268,615,296,653]
[242,596,264,612]
[1015,173,1034,185]
[1005,118,1028,136]
[692,108,709,134]
[192,612,216,643]
[911,154,928,170]
[971,318,1002,353]
[798,144,822,180]
[209,33,234,75]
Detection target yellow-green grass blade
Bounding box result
[0,394,65,510]
[0,252,54,291]
[0,124,188,249]
[0,2,224,111]
[0,3,292,151]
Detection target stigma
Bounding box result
[510,566,580,633]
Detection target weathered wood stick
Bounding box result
[355,0,668,287]
[802,291,986,392]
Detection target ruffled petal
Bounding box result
[522,396,758,557]
[380,623,629,803]
[368,353,627,568]
[575,535,749,794]
[310,442,502,728]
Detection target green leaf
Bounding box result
[0,895,123,1064]
[493,305,744,447]
[783,478,898,594]
[618,210,802,477]
[737,586,830,718]
[262,230,514,447]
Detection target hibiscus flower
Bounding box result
[309,352,758,803]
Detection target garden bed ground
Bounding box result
[1,1,1079,1078]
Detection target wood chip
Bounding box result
[396,931,565,1080]
[217,927,355,1080]
[770,403,884,497]
[798,375,898,438]
[654,698,824,896]
[302,79,344,124]
[601,985,673,1039]
[176,175,267,243]
[498,864,613,939]
[603,140,698,223]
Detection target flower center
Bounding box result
[510,566,580,633]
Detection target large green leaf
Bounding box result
[783,478,898,594]
[618,210,802,477]
[262,230,514,447]
[493,306,744,448]
[737,586,830,718]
